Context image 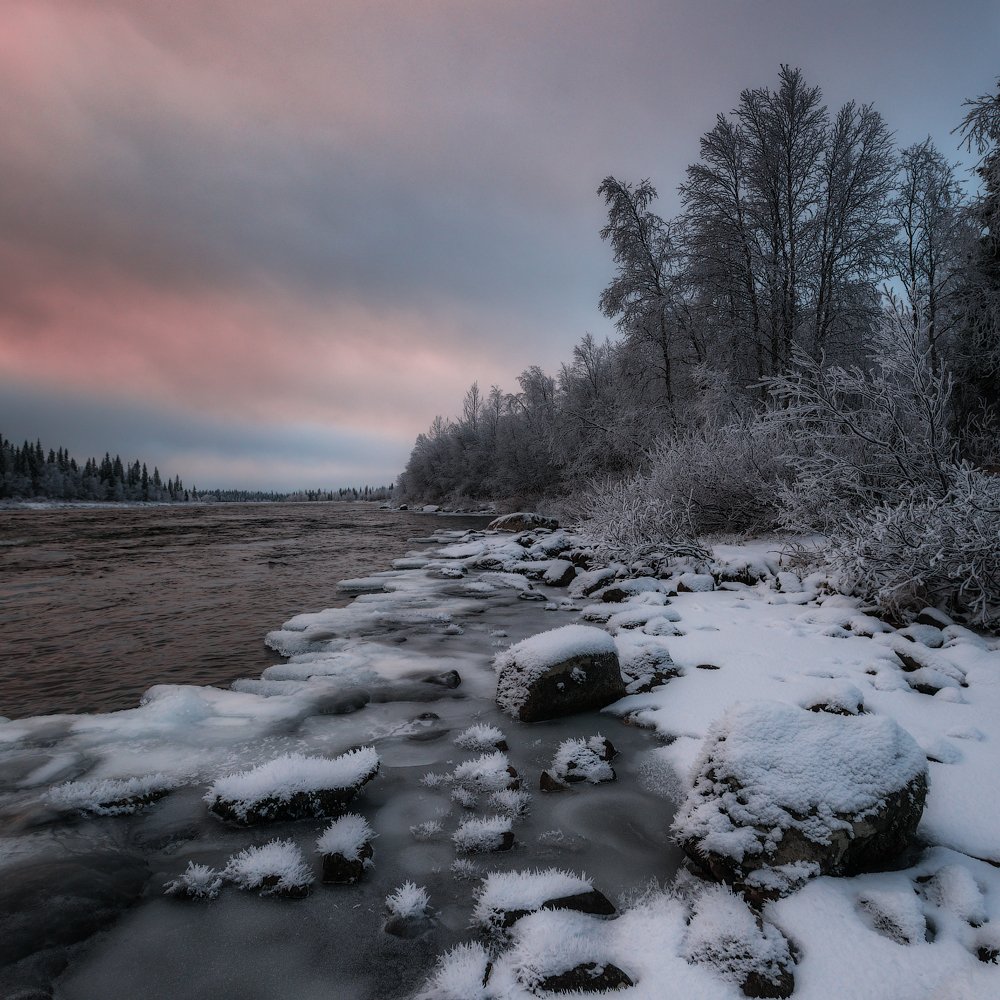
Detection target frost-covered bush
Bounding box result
[823,466,1000,627]
[574,416,787,561]
[410,820,445,841]
[386,881,430,919]
[453,815,514,853]
[223,839,314,897]
[163,862,223,900]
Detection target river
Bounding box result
[0,503,491,719]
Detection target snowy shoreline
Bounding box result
[1,521,998,998]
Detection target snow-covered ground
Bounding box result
[0,524,998,998]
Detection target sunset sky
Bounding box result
[1,0,997,489]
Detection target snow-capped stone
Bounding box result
[673,702,928,893]
[223,839,314,898]
[316,814,376,884]
[540,736,617,790]
[494,625,624,722]
[205,748,380,825]
[488,512,559,532]
[677,573,715,593]
[472,868,615,930]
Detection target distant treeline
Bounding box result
[0,434,188,502]
[0,434,395,505]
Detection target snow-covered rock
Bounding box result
[316,814,376,884]
[471,868,614,931]
[47,773,178,816]
[452,815,515,853]
[487,512,558,532]
[205,748,380,825]
[223,839,314,898]
[673,702,928,893]
[494,624,624,722]
[540,736,617,790]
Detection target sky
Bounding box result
[1,0,997,490]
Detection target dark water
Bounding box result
[0,503,491,719]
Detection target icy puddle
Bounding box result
[0,526,682,999]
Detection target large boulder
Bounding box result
[494,625,624,722]
[673,702,927,897]
[488,512,559,532]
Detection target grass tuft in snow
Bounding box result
[489,788,531,818]
[454,723,507,752]
[411,820,445,841]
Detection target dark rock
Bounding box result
[915,607,953,629]
[498,888,617,928]
[537,962,633,993]
[978,946,999,964]
[383,914,432,939]
[321,841,374,885]
[498,650,625,723]
[259,874,311,899]
[314,688,372,715]
[742,966,795,998]
[539,770,566,792]
[695,663,721,671]
[421,670,462,688]
[518,591,547,602]
[543,561,577,587]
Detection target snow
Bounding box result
[450,751,515,792]
[385,881,430,918]
[315,814,375,859]
[672,701,927,864]
[452,814,514,853]
[205,748,379,822]
[46,773,178,815]
[489,788,532,817]
[223,839,314,895]
[547,736,615,785]
[416,942,491,1000]
[680,884,792,987]
[454,723,506,752]
[472,868,594,929]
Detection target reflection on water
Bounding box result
[0,503,491,719]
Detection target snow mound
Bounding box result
[681,884,793,989]
[416,942,491,1000]
[673,701,927,873]
[205,748,379,824]
[546,736,616,786]
[223,839,314,896]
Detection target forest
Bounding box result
[399,67,1000,627]
[0,434,394,505]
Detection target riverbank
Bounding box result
[0,521,998,998]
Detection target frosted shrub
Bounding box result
[826,466,1000,627]
[489,788,531,818]
[575,416,786,562]
[164,862,223,900]
[454,724,507,752]
[385,881,430,919]
[410,820,445,841]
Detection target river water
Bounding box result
[0,503,491,719]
